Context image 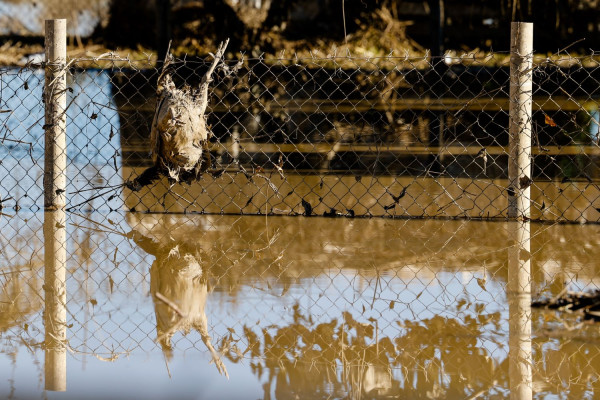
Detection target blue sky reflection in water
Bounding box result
[1,212,600,399]
[0,69,122,210]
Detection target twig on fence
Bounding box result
[66,187,121,211]
[452,87,504,119]
[0,128,36,163]
[235,163,286,213]
[436,194,464,215]
[169,190,194,206]
[70,222,120,237]
[24,114,44,133]
[0,136,32,146]
[0,268,31,277]
[70,213,128,238]
[256,173,283,198]
[555,38,586,56]
[68,183,123,195]
[532,123,550,152]
[90,100,125,114]
[154,292,186,318]
[527,39,587,76]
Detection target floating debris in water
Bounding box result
[211,169,225,178]
[323,208,338,217]
[519,175,533,189]
[532,289,600,322]
[301,199,312,216]
[384,185,409,210]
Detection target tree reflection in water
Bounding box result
[217,303,503,399]
[0,267,42,336]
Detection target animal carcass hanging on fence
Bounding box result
[127,39,239,190]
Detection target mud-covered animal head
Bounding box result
[151,74,211,180]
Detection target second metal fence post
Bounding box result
[508,22,533,219]
[43,19,67,210]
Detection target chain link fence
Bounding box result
[2,49,600,221]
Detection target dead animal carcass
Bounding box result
[127,39,237,190]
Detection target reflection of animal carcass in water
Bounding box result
[129,230,228,377]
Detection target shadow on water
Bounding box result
[2,211,600,398]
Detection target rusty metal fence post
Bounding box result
[508,22,533,219]
[43,19,67,210]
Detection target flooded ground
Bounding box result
[1,211,600,399]
[123,168,600,222]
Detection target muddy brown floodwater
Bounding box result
[122,168,600,222]
[1,211,600,399]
